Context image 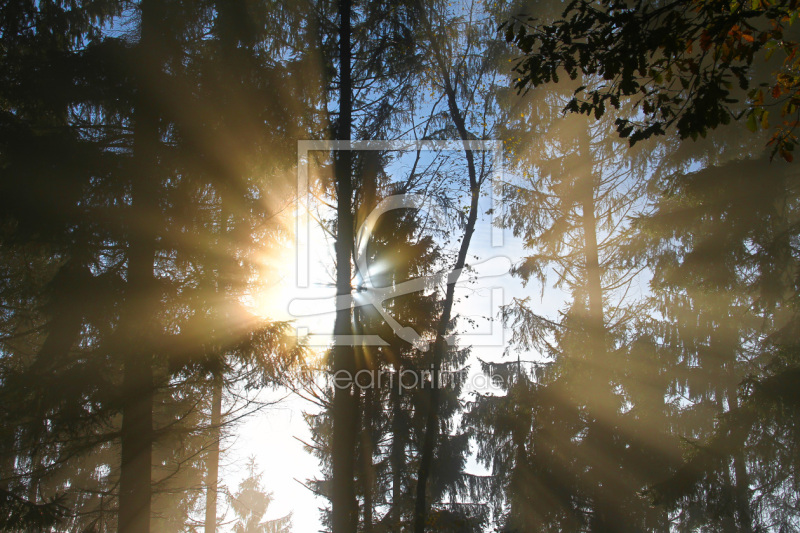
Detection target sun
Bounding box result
[246,207,337,356]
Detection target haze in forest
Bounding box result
[2,1,800,532]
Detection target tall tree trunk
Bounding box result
[412,20,481,526]
[361,382,374,533]
[27,441,41,505]
[507,416,528,530]
[331,0,358,530]
[580,182,613,532]
[713,395,739,533]
[726,392,753,532]
[577,128,603,335]
[203,6,237,528]
[391,376,404,530]
[576,129,620,532]
[580,190,603,334]
[118,1,162,530]
[0,431,14,493]
[204,377,223,533]
[731,435,753,532]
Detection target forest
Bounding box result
[2,0,800,531]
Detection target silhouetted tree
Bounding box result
[228,458,291,533]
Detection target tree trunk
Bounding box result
[412,35,481,529]
[580,184,614,532]
[576,129,621,532]
[202,6,239,528]
[118,1,162,530]
[361,382,374,533]
[577,128,604,336]
[726,391,753,533]
[580,189,603,334]
[204,377,223,533]
[331,0,358,530]
[391,377,404,530]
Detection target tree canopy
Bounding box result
[503,0,800,159]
